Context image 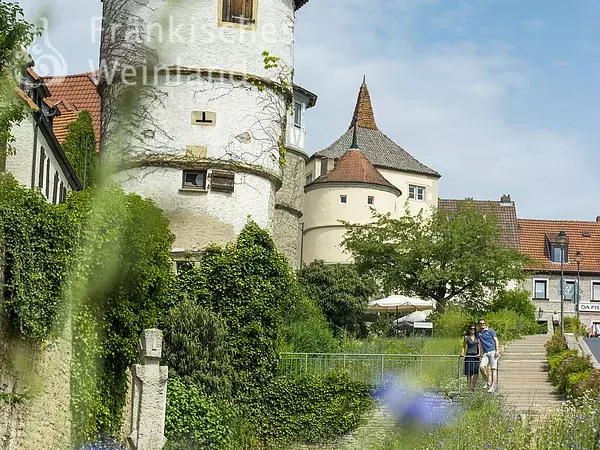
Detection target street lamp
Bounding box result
[575,250,583,322]
[557,231,568,336]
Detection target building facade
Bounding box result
[302,80,440,264]
[2,67,81,201]
[99,0,314,261]
[518,218,600,331]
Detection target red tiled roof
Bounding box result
[308,149,400,195]
[438,198,520,249]
[53,110,82,144]
[518,218,600,274]
[45,72,100,150]
[349,80,378,131]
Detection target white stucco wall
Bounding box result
[101,0,297,253]
[5,115,73,202]
[378,168,439,217]
[302,185,398,264]
[101,0,295,82]
[115,167,275,251]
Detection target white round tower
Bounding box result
[99,0,309,251]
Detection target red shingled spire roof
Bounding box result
[349,77,378,131]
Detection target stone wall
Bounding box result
[273,148,307,268]
[0,318,72,450]
[0,247,71,450]
[520,273,600,329]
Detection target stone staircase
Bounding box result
[498,334,563,412]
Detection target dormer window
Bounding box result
[546,233,569,263]
[222,0,255,25]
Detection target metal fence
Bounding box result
[280,353,464,393]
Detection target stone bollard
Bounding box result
[128,329,168,450]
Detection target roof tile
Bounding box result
[438,198,520,248]
[45,73,101,150]
[309,149,400,194]
[314,81,440,177]
[518,219,600,274]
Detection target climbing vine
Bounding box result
[68,185,176,445]
[61,110,97,188]
[0,174,76,341]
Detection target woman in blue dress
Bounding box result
[461,324,481,391]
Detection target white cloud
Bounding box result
[295,1,597,220]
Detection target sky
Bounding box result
[18,0,600,220]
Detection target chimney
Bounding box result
[500,194,512,206]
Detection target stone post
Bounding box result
[128,329,168,450]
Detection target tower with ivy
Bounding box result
[99,0,314,265]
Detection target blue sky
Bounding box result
[18,0,600,220]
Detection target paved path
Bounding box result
[584,337,600,362]
[499,334,563,412]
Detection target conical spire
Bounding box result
[349,77,378,131]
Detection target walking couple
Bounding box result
[460,319,500,392]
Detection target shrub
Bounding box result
[162,298,232,397]
[165,377,235,450]
[431,309,473,337]
[279,281,339,353]
[555,355,593,393]
[178,221,292,397]
[548,350,578,384]
[545,334,568,357]
[297,261,378,337]
[253,372,373,447]
[564,317,583,335]
[575,369,600,397]
[488,289,536,322]
[567,371,592,396]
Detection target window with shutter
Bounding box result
[222,0,255,25]
[210,170,235,193]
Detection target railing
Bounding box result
[280,353,464,393]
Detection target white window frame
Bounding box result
[367,196,375,206]
[563,279,577,302]
[294,102,303,128]
[182,170,207,190]
[591,280,600,302]
[340,195,347,204]
[305,172,313,185]
[409,185,426,201]
[533,278,549,300]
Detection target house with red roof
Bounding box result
[517,217,600,331]
[2,66,81,201]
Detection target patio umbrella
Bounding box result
[392,310,432,328]
[367,294,434,312]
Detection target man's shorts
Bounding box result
[480,351,498,370]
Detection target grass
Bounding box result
[340,336,462,355]
[373,393,600,450]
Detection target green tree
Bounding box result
[163,297,232,398]
[297,261,378,337]
[342,200,530,312]
[0,2,39,153]
[488,289,536,322]
[61,110,97,188]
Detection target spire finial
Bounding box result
[350,122,359,150]
[362,75,366,84]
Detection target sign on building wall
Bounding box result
[579,303,600,312]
